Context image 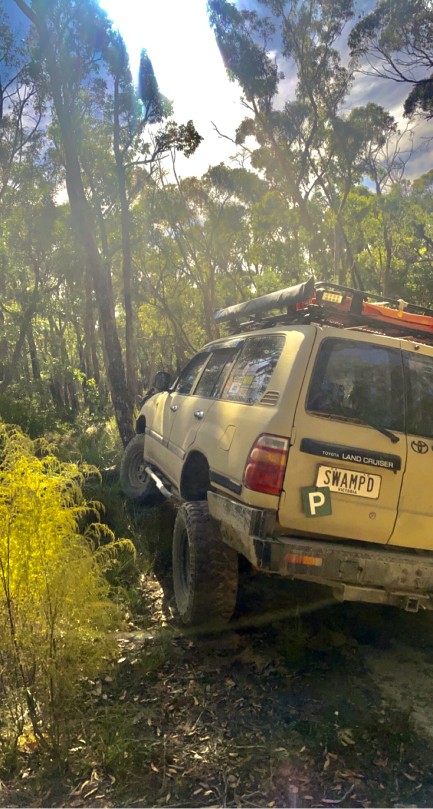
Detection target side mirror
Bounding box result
[153,371,171,392]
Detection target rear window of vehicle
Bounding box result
[306,338,405,432]
[221,334,285,404]
[404,351,433,439]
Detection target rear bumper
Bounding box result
[207,490,433,611]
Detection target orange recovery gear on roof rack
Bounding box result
[360,301,433,333]
[314,282,433,336]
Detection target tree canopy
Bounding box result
[0,0,432,441]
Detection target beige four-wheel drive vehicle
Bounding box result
[120,278,433,625]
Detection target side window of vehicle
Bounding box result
[404,351,433,439]
[174,353,209,395]
[221,335,285,404]
[194,347,240,398]
[306,338,404,431]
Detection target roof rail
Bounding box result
[214,278,433,341]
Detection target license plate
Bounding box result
[316,465,381,499]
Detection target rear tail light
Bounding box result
[243,434,289,495]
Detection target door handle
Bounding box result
[170,404,178,412]
[194,410,204,419]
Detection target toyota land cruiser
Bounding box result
[120,278,433,625]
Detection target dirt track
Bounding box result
[4,507,433,809]
[104,568,433,808]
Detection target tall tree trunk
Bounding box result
[334,224,343,284]
[14,0,134,446]
[113,75,137,404]
[73,321,86,379]
[49,376,64,410]
[84,265,101,387]
[336,219,363,290]
[382,222,393,297]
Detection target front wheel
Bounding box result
[172,501,238,626]
[119,434,162,504]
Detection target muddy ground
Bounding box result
[4,503,433,808]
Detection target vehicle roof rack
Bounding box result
[214,278,433,343]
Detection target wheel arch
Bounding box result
[180,450,210,501]
[135,414,146,434]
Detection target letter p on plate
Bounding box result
[302,486,332,517]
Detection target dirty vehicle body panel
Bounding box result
[131,280,433,618]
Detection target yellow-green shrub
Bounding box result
[0,425,132,759]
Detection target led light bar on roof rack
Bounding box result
[315,280,433,318]
[214,277,315,323]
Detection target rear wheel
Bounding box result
[119,434,162,504]
[172,501,238,626]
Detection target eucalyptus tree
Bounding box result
[101,40,201,401]
[346,104,414,295]
[208,0,358,279]
[134,168,249,360]
[130,164,257,374]
[397,171,433,299]
[0,164,55,391]
[12,0,202,444]
[152,166,257,342]
[132,161,308,379]
[0,5,42,202]
[349,0,433,121]
[306,102,412,289]
[0,9,46,391]
[12,0,136,445]
[207,0,421,289]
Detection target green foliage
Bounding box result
[138,49,167,123]
[0,381,60,438]
[349,0,433,120]
[0,425,133,761]
[2,0,433,448]
[55,416,123,469]
[208,0,279,105]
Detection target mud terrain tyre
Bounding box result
[119,434,162,504]
[172,501,238,626]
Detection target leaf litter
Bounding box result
[3,571,433,807]
[69,572,433,809]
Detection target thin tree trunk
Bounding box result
[84,265,101,386]
[73,321,86,379]
[113,75,137,403]
[0,295,38,392]
[27,322,41,380]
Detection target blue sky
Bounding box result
[98,0,432,180]
[98,0,246,177]
[4,0,431,179]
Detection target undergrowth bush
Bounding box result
[0,381,59,438]
[0,425,134,766]
[55,416,123,469]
